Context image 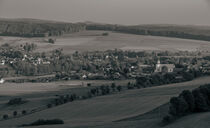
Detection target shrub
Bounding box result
[3,114,8,120]
[48,38,55,44]
[8,98,26,105]
[105,86,110,94]
[102,32,109,36]
[13,111,18,117]
[183,72,194,81]
[87,83,92,87]
[47,104,52,108]
[192,89,209,112]
[90,88,97,95]
[21,119,64,127]
[116,85,122,92]
[169,97,189,116]
[162,114,175,125]
[163,84,210,125]
[198,85,210,105]
[127,82,134,89]
[179,90,195,112]
[22,110,27,115]
[111,83,116,91]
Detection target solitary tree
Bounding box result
[22,110,27,115]
[111,83,116,92]
[13,111,18,117]
[3,114,8,120]
[47,104,52,108]
[117,85,122,92]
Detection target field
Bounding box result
[1,76,210,128]
[1,30,210,54]
[1,30,210,128]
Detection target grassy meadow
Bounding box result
[1,76,210,127]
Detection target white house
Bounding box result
[0,60,5,66]
[0,78,5,84]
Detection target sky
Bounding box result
[0,0,210,25]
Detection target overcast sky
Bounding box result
[0,0,210,25]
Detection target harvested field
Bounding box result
[1,31,210,54]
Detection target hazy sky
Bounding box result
[0,0,210,25]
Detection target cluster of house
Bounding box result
[1,46,210,83]
[22,54,51,65]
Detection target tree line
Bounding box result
[86,24,210,41]
[162,84,210,125]
[0,19,85,37]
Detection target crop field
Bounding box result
[0,79,134,96]
[1,31,210,54]
[1,76,210,128]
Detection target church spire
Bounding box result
[157,59,160,64]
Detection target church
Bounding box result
[155,60,175,73]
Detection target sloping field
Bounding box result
[1,31,210,54]
[0,79,133,96]
[1,76,210,128]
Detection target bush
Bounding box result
[47,104,52,108]
[21,119,64,127]
[102,32,109,36]
[22,110,27,115]
[192,89,209,112]
[48,38,55,44]
[87,83,91,87]
[127,82,134,90]
[8,98,26,105]
[198,85,210,105]
[179,90,195,112]
[13,111,18,117]
[3,114,8,120]
[90,88,97,95]
[116,85,122,92]
[169,97,189,116]
[111,83,116,91]
[162,114,175,124]
[163,84,210,125]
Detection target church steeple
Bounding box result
[157,59,160,64]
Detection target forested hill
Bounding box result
[1,18,210,41]
[0,18,86,37]
[86,24,210,41]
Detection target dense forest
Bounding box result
[0,19,86,37]
[86,24,210,41]
[1,18,210,41]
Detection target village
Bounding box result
[0,42,210,84]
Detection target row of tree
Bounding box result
[163,84,210,124]
[86,24,210,41]
[2,110,27,120]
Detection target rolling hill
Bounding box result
[1,76,210,128]
[0,18,85,37]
